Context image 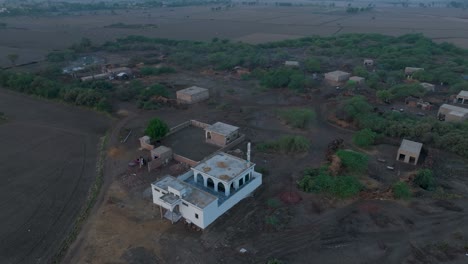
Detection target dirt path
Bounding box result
[62,110,137,263]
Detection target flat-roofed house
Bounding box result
[438,104,468,122]
[396,139,423,165]
[455,90,468,105]
[205,122,239,147]
[324,70,351,82]
[176,86,209,104]
[284,61,300,67]
[151,152,262,229]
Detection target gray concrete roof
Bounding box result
[457,90,468,98]
[193,153,253,183]
[177,86,208,95]
[205,122,239,136]
[151,145,171,156]
[399,139,423,155]
[153,175,217,209]
[440,104,468,115]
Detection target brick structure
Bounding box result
[205,122,239,147]
[176,86,209,104]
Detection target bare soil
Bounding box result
[0,89,110,264]
[62,69,468,264]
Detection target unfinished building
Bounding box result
[324,70,351,82]
[438,104,468,122]
[363,59,374,67]
[151,151,262,229]
[139,136,154,150]
[396,139,422,165]
[205,122,240,147]
[176,86,209,104]
[455,90,468,105]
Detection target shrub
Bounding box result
[298,168,363,198]
[257,135,310,153]
[414,169,436,190]
[144,118,169,141]
[278,108,316,129]
[336,150,368,174]
[305,58,321,72]
[393,182,412,199]
[353,128,377,148]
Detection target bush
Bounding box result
[414,169,436,190]
[298,168,363,198]
[257,135,310,153]
[304,58,321,72]
[336,150,368,174]
[278,108,316,129]
[393,181,412,199]
[144,118,169,141]
[353,128,377,148]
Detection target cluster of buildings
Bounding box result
[140,120,261,229]
[437,90,468,122]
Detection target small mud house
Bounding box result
[349,76,365,85]
[176,86,209,104]
[455,90,468,105]
[148,146,173,171]
[205,122,240,147]
[151,152,262,229]
[284,61,300,67]
[324,70,351,82]
[396,139,423,165]
[363,59,374,67]
[438,104,468,122]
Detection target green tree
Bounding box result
[145,118,169,141]
[305,58,321,72]
[7,53,19,66]
[353,128,377,148]
[376,89,393,102]
[414,169,436,190]
[336,150,368,174]
[393,181,412,199]
[352,66,368,78]
[343,96,372,118]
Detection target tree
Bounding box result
[414,169,436,190]
[145,118,169,141]
[353,128,377,148]
[376,89,393,102]
[7,53,19,66]
[305,58,321,72]
[393,181,412,199]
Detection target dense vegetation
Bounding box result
[278,108,316,129]
[298,167,363,198]
[257,135,310,153]
[339,96,468,158]
[352,128,377,148]
[336,149,369,174]
[393,181,412,199]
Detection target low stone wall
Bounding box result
[173,153,198,167]
[167,121,190,136]
[190,120,210,129]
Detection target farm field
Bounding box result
[0,89,110,263]
[1,5,468,67]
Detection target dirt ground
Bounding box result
[0,89,110,264]
[61,69,468,264]
[1,6,468,67]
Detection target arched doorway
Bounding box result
[218,182,225,194]
[196,173,203,185]
[207,178,215,190]
[207,132,212,139]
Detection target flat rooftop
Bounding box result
[205,122,239,136]
[399,139,423,154]
[177,86,208,95]
[193,152,253,183]
[440,104,468,114]
[161,125,219,161]
[457,90,468,98]
[325,70,350,77]
[153,175,217,209]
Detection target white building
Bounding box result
[151,152,262,229]
[284,61,300,67]
[324,70,351,82]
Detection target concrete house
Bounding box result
[420,82,435,92]
[455,90,468,105]
[284,61,300,67]
[349,76,365,84]
[151,152,262,229]
[205,122,240,147]
[148,146,173,171]
[438,104,468,122]
[396,139,423,165]
[176,86,209,104]
[324,70,351,82]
